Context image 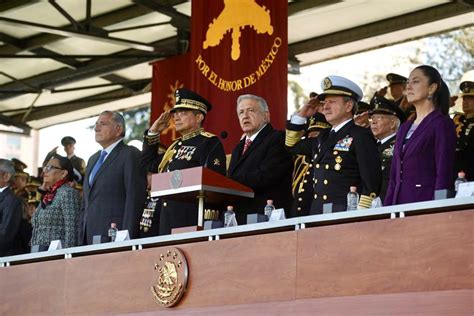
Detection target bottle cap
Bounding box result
[350,186,357,192]
[458,171,465,178]
[111,223,117,228]
[227,205,234,211]
[266,199,273,204]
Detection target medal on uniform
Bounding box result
[335,163,341,170]
[335,156,342,163]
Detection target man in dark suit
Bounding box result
[80,111,147,245]
[228,94,293,223]
[142,88,226,235]
[369,96,405,202]
[0,159,23,257]
[287,76,381,214]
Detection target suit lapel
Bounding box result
[402,110,440,157]
[229,124,271,174]
[88,141,124,189]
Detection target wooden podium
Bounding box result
[150,167,254,227]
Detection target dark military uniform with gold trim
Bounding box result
[454,112,474,181]
[454,81,474,181]
[287,75,381,214]
[378,135,396,202]
[142,128,226,235]
[289,113,331,217]
[288,121,381,214]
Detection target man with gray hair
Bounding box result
[228,94,293,224]
[80,111,147,245]
[369,95,405,202]
[0,159,23,256]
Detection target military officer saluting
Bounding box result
[369,95,405,202]
[141,88,226,235]
[454,81,474,180]
[287,75,381,214]
[289,112,330,217]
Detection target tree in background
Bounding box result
[122,106,150,144]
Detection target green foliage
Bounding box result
[122,106,150,143]
[288,80,308,111]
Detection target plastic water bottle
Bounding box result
[108,223,118,242]
[264,200,275,220]
[454,171,468,193]
[346,186,359,211]
[224,206,235,227]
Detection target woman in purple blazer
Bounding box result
[384,65,456,206]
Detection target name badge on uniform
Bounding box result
[334,136,353,152]
[175,146,196,161]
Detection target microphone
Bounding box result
[204,131,228,168]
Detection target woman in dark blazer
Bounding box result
[31,154,81,249]
[384,65,456,206]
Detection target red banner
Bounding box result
[151,53,190,147]
[190,0,288,152]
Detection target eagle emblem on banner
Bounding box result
[203,0,273,60]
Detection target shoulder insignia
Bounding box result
[200,131,216,138]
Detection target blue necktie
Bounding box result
[89,150,107,184]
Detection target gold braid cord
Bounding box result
[285,129,305,147]
[158,140,179,173]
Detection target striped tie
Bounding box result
[242,138,252,155]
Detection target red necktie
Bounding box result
[242,138,252,155]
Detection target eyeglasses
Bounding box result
[44,165,63,172]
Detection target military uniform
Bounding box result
[289,113,330,217]
[61,136,86,184]
[454,81,474,180]
[287,76,381,214]
[141,88,226,235]
[369,95,406,201]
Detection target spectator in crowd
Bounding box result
[228,94,293,223]
[454,81,473,180]
[287,75,381,213]
[142,88,225,235]
[384,65,456,206]
[61,136,86,185]
[80,111,147,244]
[369,96,405,202]
[353,100,373,128]
[0,159,23,257]
[11,158,27,173]
[12,170,29,200]
[31,154,81,249]
[290,112,331,217]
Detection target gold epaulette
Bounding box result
[200,130,216,138]
[285,129,305,147]
[144,132,160,146]
[358,193,377,209]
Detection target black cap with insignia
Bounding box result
[460,81,474,97]
[370,95,406,122]
[386,73,407,85]
[61,136,76,146]
[307,112,331,132]
[356,101,374,115]
[11,158,27,172]
[171,88,213,115]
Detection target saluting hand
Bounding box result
[298,93,321,118]
[150,111,171,133]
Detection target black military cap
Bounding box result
[61,136,76,146]
[26,176,41,189]
[460,81,474,97]
[11,158,27,172]
[307,112,331,132]
[370,95,406,122]
[14,171,29,178]
[356,101,374,115]
[386,73,407,85]
[171,88,212,115]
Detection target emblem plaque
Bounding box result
[151,247,189,307]
[169,170,183,189]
